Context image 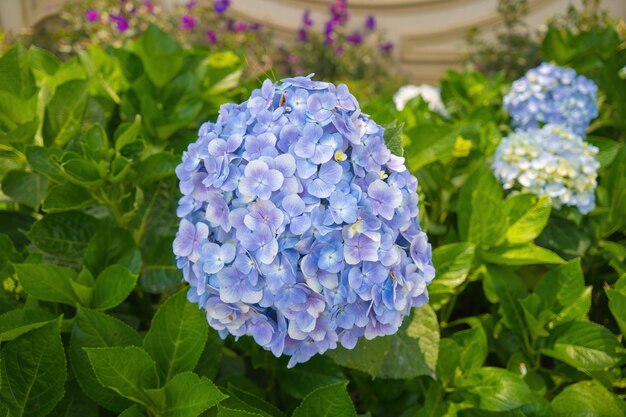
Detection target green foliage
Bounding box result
[1,12,625,417]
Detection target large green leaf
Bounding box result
[84,224,141,276]
[457,166,502,241]
[14,263,82,306]
[70,308,142,412]
[504,194,551,244]
[383,120,404,156]
[133,24,183,88]
[605,274,626,337]
[145,372,226,417]
[1,171,48,209]
[457,367,548,414]
[482,265,527,336]
[291,382,356,417]
[42,79,89,146]
[91,264,138,310]
[0,309,55,342]
[43,183,94,213]
[328,305,439,379]
[483,244,564,266]
[404,124,456,171]
[277,356,346,400]
[142,290,208,382]
[26,211,99,262]
[428,243,475,309]
[0,44,36,98]
[136,152,178,185]
[542,321,625,371]
[551,380,626,416]
[533,259,589,322]
[85,346,160,406]
[49,379,98,417]
[0,320,66,417]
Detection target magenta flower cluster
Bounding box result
[173,75,434,367]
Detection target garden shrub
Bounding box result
[0,4,625,417]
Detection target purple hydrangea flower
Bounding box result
[110,15,129,32]
[345,31,363,45]
[365,15,376,30]
[302,10,314,27]
[174,75,435,367]
[206,30,218,43]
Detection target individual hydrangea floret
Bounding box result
[493,124,599,214]
[174,75,435,367]
[393,84,449,117]
[504,62,598,136]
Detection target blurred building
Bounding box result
[1,0,625,82]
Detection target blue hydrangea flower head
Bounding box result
[493,124,599,214]
[504,62,598,136]
[173,75,435,367]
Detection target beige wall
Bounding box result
[2,0,625,82]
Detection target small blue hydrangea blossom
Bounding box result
[504,62,598,136]
[174,75,435,367]
[493,124,599,214]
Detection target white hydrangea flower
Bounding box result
[393,84,449,117]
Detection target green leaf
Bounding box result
[429,243,475,309]
[49,379,98,417]
[534,259,589,322]
[145,372,227,417]
[194,329,223,381]
[14,263,83,306]
[217,406,263,417]
[43,183,93,212]
[551,380,626,416]
[62,158,103,187]
[133,24,183,87]
[139,266,180,294]
[482,265,527,335]
[84,346,159,406]
[84,224,141,276]
[70,308,142,412]
[457,166,502,241]
[136,152,177,185]
[92,265,138,310]
[587,136,621,168]
[542,321,625,371]
[277,356,346,400]
[114,115,142,151]
[118,405,147,417]
[225,384,285,417]
[0,309,55,342]
[26,211,99,262]
[328,305,439,379]
[468,190,507,249]
[0,320,67,417]
[483,244,564,266]
[1,170,48,209]
[504,194,551,244]
[383,121,404,156]
[25,146,66,183]
[291,382,356,417]
[142,290,209,382]
[0,44,36,98]
[451,323,488,375]
[404,124,456,170]
[605,274,626,337]
[457,367,547,413]
[42,79,89,146]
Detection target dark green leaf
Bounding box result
[429,243,475,309]
[146,372,227,417]
[70,308,142,412]
[92,265,138,310]
[26,211,99,262]
[534,259,589,322]
[1,170,48,209]
[136,152,178,185]
[85,346,160,406]
[42,79,89,146]
[542,321,625,371]
[194,329,223,381]
[482,265,527,335]
[84,224,141,276]
[49,379,98,417]
[605,274,626,337]
[14,263,82,306]
[139,266,180,294]
[0,309,55,342]
[551,380,626,416]
[142,290,208,382]
[0,320,66,417]
[43,183,93,212]
[291,382,356,417]
[277,356,346,400]
[383,121,404,156]
[483,244,564,266]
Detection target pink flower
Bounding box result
[85,9,99,22]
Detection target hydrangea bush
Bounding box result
[173,75,435,366]
[493,124,599,213]
[504,62,598,135]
